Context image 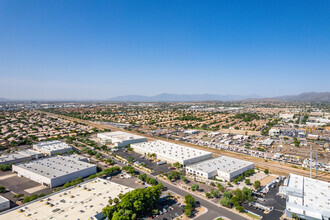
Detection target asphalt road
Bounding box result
[75,142,247,220]
[159,180,247,220]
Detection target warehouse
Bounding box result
[33,140,72,156]
[0,196,10,212]
[186,156,255,181]
[97,131,146,147]
[0,178,132,219]
[131,140,213,165]
[12,156,96,188]
[281,174,330,220]
[63,154,89,162]
[0,149,43,165]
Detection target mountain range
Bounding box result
[108,93,262,102]
[108,92,330,102]
[273,92,330,102]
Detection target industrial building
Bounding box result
[97,131,146,147]
[0,178,132,219]
[185,156,255,181]
[63,154,89,162]
[131,140,213,165]
[281,174,330,220]
[0,196,10,212]
[12,156,96,188]
[33,140,72,156]
[0,149,43,165]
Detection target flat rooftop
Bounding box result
[13,156,96,179]
[0,149,42,163]
[132,140,212,161]
[0,178,132,219]
[287,174,330,211]
[186,156,254,173]
[34,141,72,152]
[62,154,88,162]
[98,131,146,141]
[0,195,9,204]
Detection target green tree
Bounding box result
[253,180,261,190]
[184,194,196,207]
[191,184,199,191]
[264,169,269,174]
[13,193,24,202]
[0,186,5,193]
[127,156,134,163]
[184,204,192,217]
[173,162,181,168]
[217,183,225,192]
[220,197,232,207]
[180,175,188,182]
[236,205,244,212]
[293,137,300,147]
[245,179,251,185]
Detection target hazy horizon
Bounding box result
[1,1,329,100]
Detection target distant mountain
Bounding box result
[274,92,330,102]
[0,98,9,102]
[108,93,262,102]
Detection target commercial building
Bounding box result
[0,178,132,219]
[281,174,330,220]
[185,156,255,181]
[184,130,199,135]
[131,140,213,165]
[33,141,72,156]
[63,154,89,163]
[269,128,281,136]
[12,156,96,188]
[0,149,43,165]
[279,113,295,120]
[260,139,274,146]
[0,196,10,212]
[97,131,146,147]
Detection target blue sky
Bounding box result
[0,0,329,100]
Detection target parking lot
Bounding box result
[151,198,185,220]
[0,171,53,204]
[115,149,174,175]
[242,181,286,220]
[109,172,147,189]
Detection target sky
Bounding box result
[0,0,329,100]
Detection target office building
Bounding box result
[186,156,254,181]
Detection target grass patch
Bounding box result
[246,212,261,220]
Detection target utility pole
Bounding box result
[167,124,169,141]
[315,144,318,176]
[310,144,312,179]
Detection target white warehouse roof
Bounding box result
[33,141,72,153]
[0,178,132,220]
[187,156,254,174]
[0,149,43,165]
[98,131,145,142]
[13,156,95,179]
[131,140,212,164]
[286,174,330,214]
